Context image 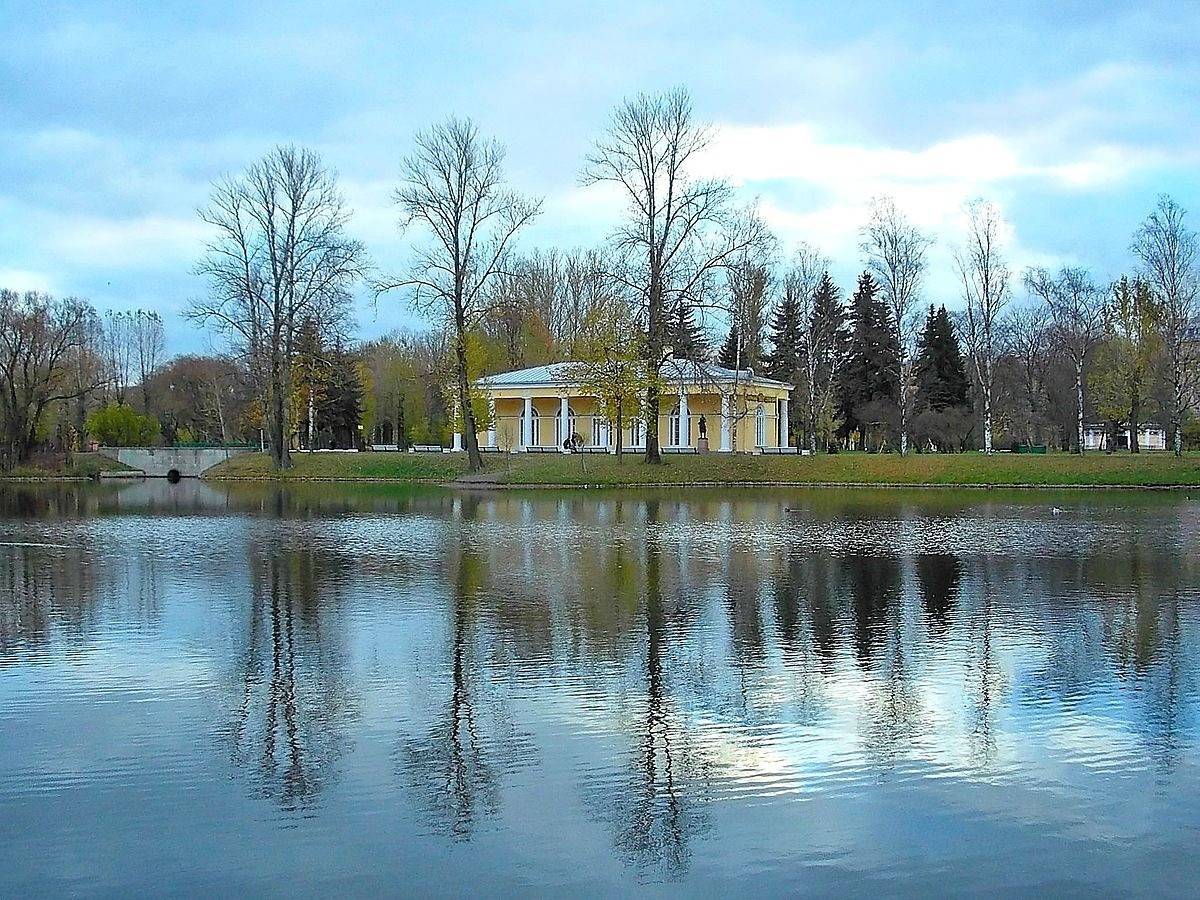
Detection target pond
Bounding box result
[1,480,1198,896]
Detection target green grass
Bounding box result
[208,450,470,481]
[0,452,135,479]
[204,448,1200,487]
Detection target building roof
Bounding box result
[477,358,792,392]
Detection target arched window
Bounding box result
[755,404,767,447]
[524,405,540,446]
[629,418,645,448]
[555,406,578,447]
[669,404,682,447]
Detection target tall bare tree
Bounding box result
[860,196,931,456]
[191,146,366,470]
[1004,302,1051,446]
[132,310,166,413]
[584,87,769,463]
[955,200,1012,453]
[379,117,541,472]
[0,290,101,466]
[102,310,135,404]
[1131,195,1198,457]
[1026,266,1106,454]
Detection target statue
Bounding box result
[698,415,707,439]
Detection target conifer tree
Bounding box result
[669,302,709,361]
[838,272,899,447]
[717,322,743,369]
[914,305,969,411]
[802,272,847,450]
[765,288,802,382]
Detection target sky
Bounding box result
[2,0,1199,356]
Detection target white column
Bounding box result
[559,396,570,451]
[678,389,689,447]
[522,397,533,448]
[487,398,497,448]
[451,398,463,451]
[779,398,788,448]
[720,394,731,452]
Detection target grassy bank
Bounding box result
[204,448,1200,488]
[0,452,134,480]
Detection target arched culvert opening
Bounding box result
[166,469,182,484]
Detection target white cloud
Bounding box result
[0,269,56,293]
[48,215,210,268]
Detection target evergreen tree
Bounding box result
[837,272,899,445]
[765,288,802,381]
[914,305,969,411]
[717,322,749,369]
[317,345,365,449]
[669,302,709,361]
[803,272,848,449]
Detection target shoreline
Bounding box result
[4,473,1194,491]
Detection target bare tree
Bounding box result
[0,290,101,466]
[860,196,931,456]
[132,310,166,414]
[1131,195,1198,457]
[955,200,1012,453]
[1026,267,1106,454]
[1004,302,1052,445]
[584,87,769,463]
[191,146,366,470]
[102,310,135,404]
[379,117,541,472]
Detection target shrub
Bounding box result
[86,404,161,447]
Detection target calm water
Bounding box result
[1,481,1198,897]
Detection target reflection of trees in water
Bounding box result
[0,543,103,658]
[593,500,712,881]
[228,542,357,811]
[399,534,535,841]
[962,561,1006,768]
[849,555,901,670]
[849,556,927,764]
[915,554,959,637]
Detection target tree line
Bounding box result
[4,88,1197,471]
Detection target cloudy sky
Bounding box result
[2,0,1198,354]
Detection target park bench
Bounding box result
[524,446,562,453]
[575,446,611,454]
[662,447,698,454]
[479,445,503,453]
[760,446,801,455]
[410,444,445,453]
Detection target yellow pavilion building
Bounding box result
[462,359,794,453]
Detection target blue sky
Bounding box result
[2,0,1198,355]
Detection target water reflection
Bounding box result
[1,480,1198,894]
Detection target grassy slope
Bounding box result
[1,452,135,479]
[209,451,470,481]
[205,449,1200,487]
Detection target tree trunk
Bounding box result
[644,380,661,463]
[1074,361,1085,456]
[644,276,663,465]
[982,386,993,454]
[615,398,623,459]
[1172,353,1184,458]
[1130,391,1141,453]
[454,331,483,472]
[898,358,908,456]
[396,396,407,451]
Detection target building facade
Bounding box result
[1082,423,1168,451]
[465,360,794,452]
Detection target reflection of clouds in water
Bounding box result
[1,482,1198,891]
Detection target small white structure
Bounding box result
[1082,423,1168,451]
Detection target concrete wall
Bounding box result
[100,446,256,477]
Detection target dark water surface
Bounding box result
[1,481,1198,897]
